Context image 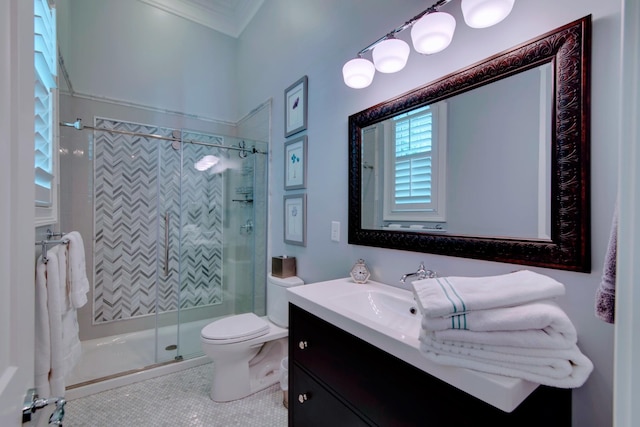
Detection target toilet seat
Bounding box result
[201,313,269,344]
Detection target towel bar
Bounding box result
[35,229,69,263]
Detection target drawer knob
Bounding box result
[298,393,309,404]
[298,341,308,349]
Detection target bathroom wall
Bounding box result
[57,0,239,123]
[236,1,620,426]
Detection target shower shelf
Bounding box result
[232,199,253,204]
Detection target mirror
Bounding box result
[348,16,591,272]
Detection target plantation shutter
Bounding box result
[34,0,57,208]
[392,106,433,211]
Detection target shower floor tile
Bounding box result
[63,363,287,427]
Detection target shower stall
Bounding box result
[59,116,268,389]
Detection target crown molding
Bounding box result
[136,0,264,38]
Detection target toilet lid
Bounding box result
[201,313,269,343]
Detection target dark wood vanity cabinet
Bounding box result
[288,304,571,427]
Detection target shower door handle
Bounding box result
[164,212,170,276]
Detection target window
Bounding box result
[34,0,58,225]
[383,103,447,223]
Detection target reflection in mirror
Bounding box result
[349,16,591,272]
[360,64,553,240]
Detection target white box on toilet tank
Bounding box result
[267,274,304,328]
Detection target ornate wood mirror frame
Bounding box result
[348,16,591,272]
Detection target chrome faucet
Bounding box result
[400,262,436,284]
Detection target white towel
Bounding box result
[419,330,593,388]
[421,331,575,378]
[57,244,83,378]
[411,270,566,318]
[34,258,52,397]
[34,245,83,398]
[66,231,90,309]
[429,327,573,351]
[43,247,66,397]
[421,300,577,349]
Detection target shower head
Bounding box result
[61,118,84,130]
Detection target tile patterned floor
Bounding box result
[64,363,288,427]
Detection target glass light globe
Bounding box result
[342,58,375,89]
[372,38,410,73]
[461,0,515,29]
[411,12,457,55]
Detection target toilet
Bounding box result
[200,274,304,402]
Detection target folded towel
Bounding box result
[411,270,565,318]
[66,231,90,309]
[595,204,617,324]
[421,331,576,378]
[422,300,577,349]
[419,331,593,388]
[429,327,574,351]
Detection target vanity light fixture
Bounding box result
[342,58,376,89]
[411,11,457,54]
[342,0,516,89]
[372,37,411,73]
[461,0,515,28]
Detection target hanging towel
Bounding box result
[595,205,617,324]
[34,258,52,397]
[57,243,83,378]
[419,331,593,388]
[42,247,66,397]
[411,270,565,318]
[421,300,578,349]
[65,231,90,309]
[34,245,83,398]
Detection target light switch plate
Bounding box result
[331,221,340,242]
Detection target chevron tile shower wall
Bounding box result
[93,118,223,323]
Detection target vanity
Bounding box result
[287,279,571,426]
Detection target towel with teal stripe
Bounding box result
[410,270,565,318]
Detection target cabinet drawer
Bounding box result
[289,364,371,427]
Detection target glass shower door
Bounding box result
[92,119,180,374]
[154,133,181,365]
[175,133,269,360]
[174,131,231,360]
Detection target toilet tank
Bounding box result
[267,274,304,327]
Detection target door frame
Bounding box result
[0,0,37,425]
[615,0,640,426]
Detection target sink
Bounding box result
[287,277,540,413]
[330,289,421,340]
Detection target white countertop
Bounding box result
[287,278,539,413]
